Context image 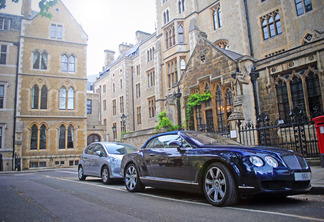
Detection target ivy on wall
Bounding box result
[186,91,212,122]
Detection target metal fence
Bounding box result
[237,111,320,157]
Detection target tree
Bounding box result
[0,0,57,18]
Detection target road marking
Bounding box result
[50,176,324,221]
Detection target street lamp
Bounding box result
[121,113,127,132]
[111,125,116,141]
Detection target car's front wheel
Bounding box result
[101,165,112,184]
[203,162,239,207]
[78,166,86,181]
[125,163,145,192]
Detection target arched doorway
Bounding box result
[87,134,101,145]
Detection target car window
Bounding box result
[105,144,138,155]
[85,144,95,155]
[146,134,180,148]
[93,144,107,157]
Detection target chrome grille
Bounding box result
[281,155,308,170]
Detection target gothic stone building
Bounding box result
[94,0,323,149]
[13,0,88,170]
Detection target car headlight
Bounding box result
[265,156,278,168]
[249,156,264,167]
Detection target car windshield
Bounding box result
[104,144,138,155]
[182,132,242,146]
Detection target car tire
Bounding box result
[78,166,86,181]
[101,165,112,184]
[125,163,145,192]
[203,162,239,207]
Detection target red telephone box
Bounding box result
[313,115,324,167]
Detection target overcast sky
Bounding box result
[3,0,157,79]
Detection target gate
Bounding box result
[238,109,320,157]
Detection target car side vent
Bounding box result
[282,155,308,170]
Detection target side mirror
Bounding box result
[168,141,182,148]
[96,150,104,157]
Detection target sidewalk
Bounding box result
[310,166,324,194]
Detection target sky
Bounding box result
[2,0,157,80]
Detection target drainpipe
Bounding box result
[131,66,135,131]
[12,41,20,171]
[244,0,254,57]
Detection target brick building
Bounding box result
[3,0,88,170]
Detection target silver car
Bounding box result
[78,142,138,184]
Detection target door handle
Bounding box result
[149,154,156,156]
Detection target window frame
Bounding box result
[0,45,8,65]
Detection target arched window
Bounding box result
[217,8,222,28]
[163,12,166,24]
[41,52,48,70]
[62,55,68,72]
[215,86,225,133]
[59,87,66,110]
[262,19,269,40]
[59,125,65,149]
[69,55,75,72]
[39,124,46,149]
[275,14,282,35]
[178,24,184,43]
[31,124,38,150]
[213,7,222,30]
[87,134,100,145]
[32,85,39,109]
[290,76,305,113]
[166,10,169,23]
[306,71,323,116]
[40,85,47,109]
[261,11,282,40]
[67,124,74,149]
[276,79,289,121]
[68,87,74,110]
[178,1,182,14]
[182,0,185,12]
[225,88,233,118]
[33,51,40,69]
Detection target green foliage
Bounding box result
[120,131,132,142]
[186,91,212,121]
[155,110,179,132]
[0,0,57,19]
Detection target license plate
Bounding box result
[294,172,311,181]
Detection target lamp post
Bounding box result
[111,125,116,141]
[121,113,127,132]
[250,67,260,119]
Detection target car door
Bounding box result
[92,144,107,177]
[142,134,179,179]
[164,136,197,182]
[82,144,95,175]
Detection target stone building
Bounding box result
[12,0,88,170]
[96,0,324,155]
[0,13,22,171]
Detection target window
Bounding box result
[0,85,4,108]
[178,24,184,43]
[147,69,155,88]
[165,24,175,49]
[103,99,107,111]
[62,55,75,72]
[0,126,2,148]
[59,87,74,110]
[30,124,47,150]
[113,83,115,93]
[103,85,106,93]
[59,124,74,149]
[0,17,11,30]
[178,0,185,13]
[147,47,154,62]
[148,97,156,118]
[120,79,123,89]
[274,66,323,120]
[137,106,141,125]
[213,6,222,30]
[136,83,141,98]
[120,120,126,133]
[261,11,282,40]
[120,96,124,113]
[87,99,92,114]
[295,0,312,16]
[214,40,228,49]
[33,51,48,70]
[136,65,140,75]
[0,45,7,65]
[51,24,62,39]
[112,99,116,116]
[163,10,170,24]
[167,59,178,88]
[31,84,47,110]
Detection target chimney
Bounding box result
[118,43,132,55]
[104,50,115,69]
[21,0,32,19]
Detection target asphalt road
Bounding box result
[0,168,323,222]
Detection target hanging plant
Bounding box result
[186,91,212,121]
[155,110,180,132]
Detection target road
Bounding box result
[0,168,323,222]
